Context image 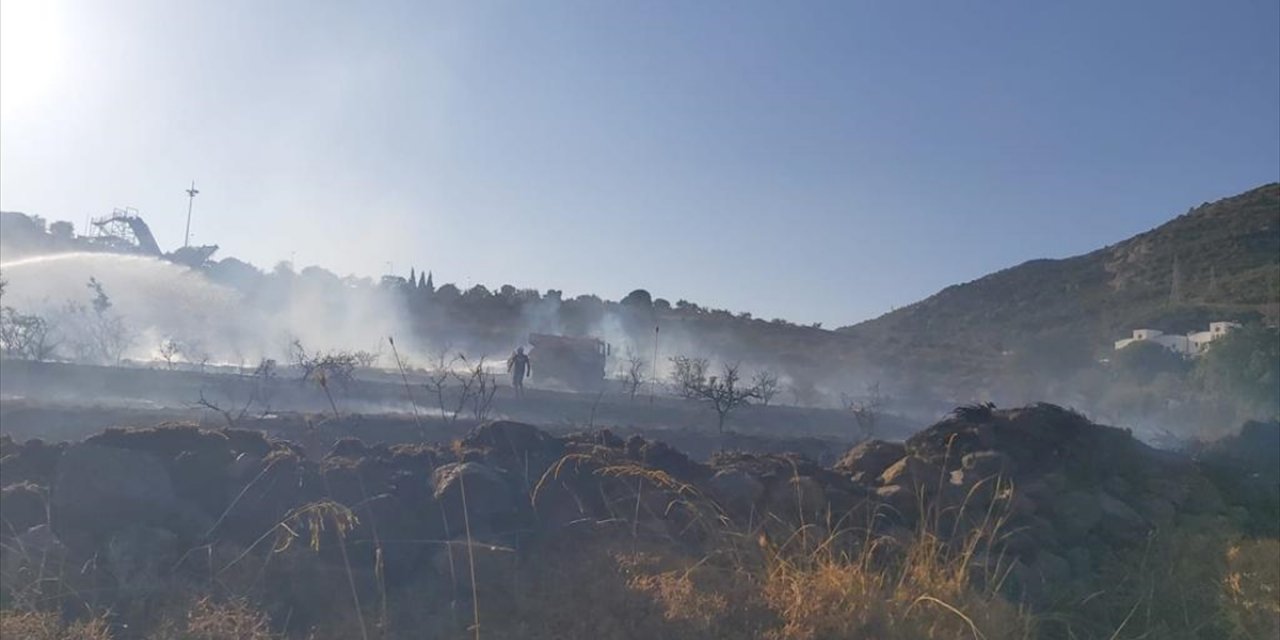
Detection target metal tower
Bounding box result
[183,180,199,248]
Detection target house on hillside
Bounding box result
[1114,329,1191,354]
[1113,322,1240,356]
[1187,321,1242,354]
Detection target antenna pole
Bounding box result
[183,180,200,248]
[649,324,660,404]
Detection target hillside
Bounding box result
[838,183,1280,385]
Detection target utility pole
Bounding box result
[183,181,200,248]
[649,324,660,404]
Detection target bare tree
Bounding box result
[72,278,133,364]
[422,350,499,422]
[751,370,780,406]
[425,348,462,420]
[459,358,499,421]
[352,349,380,369]
[616,351,647,401]
[288,339,359,389]
[196,358,279,429]
[842,381,887,442]
[0,306,57,361]
[670,356,761,434]
[1,275,60,361]
[669,355,709,394]
[159,338,183,370]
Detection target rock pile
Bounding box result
[0,405,1268,614]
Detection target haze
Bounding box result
[2,0,1277,326]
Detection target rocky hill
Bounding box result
[838,183,1280,386]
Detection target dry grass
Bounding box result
[147,596,276,640]
[0,609,112,640]
[1223,538,1280,639]
[3,444,1277,640]
[757,518,1033,640]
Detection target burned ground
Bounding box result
[1,405,1276,638]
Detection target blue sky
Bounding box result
[2,0,1277,326]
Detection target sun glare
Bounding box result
[0,0,64,121]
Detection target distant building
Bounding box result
[1187,321,1242,354]
[1114,322,1240,356]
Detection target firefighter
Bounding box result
[507,346,532,396]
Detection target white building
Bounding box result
[1114,322,1240,356]
[1187,321,1242,354]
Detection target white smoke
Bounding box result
[0,252,417,366]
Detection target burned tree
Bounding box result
[158,338,183,370]
[670,356,761,434]
[196,358,279,429]
[0,277,57,362]
[61,278,134,365]
[842,381,887,443]
[423,349,500,422]
[751,370,780,406]
[288,340,360,389]
[616,351,648,401]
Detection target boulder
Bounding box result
[961,450,1014,478]
[464,421,561,458]
[834,440,906,482]
[0,438,64,487]
[430,536,518,596]
[879,456,942,491]
[1096,492,1149,544]
[1050,490,1103,541]
[432,462,520,534]
[0,524,70,595]
[767,475,827,518]
[51,443,179,541]
[708,468,765,513]
[0,482,46,537]
[874,484,919,525]
[105,525,179,598]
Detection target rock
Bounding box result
[216,449,310,545]
[1001,515,1050,558]
[834,440,906,481]
[0,438,65,487]
[1182,474,1227,514]
[1137,496,1177,527]
[768,476,827,518]
[1065,546,1093,578]
[625,435,645,460]
[0,524,70,595]
[1,482,46,536]
[227,452,265,483]
[51,444,179,541]
[1004,560,1049,605]
[105,525,178,598]
[464,421,560,457]
[961,450,1013,478]
[327,437,369,459]
[709,469,765,513]
[1050,490,1103,541]
[879,456,942,491]
[1103,475,1132,497]
[348,493,442,584]
[1145,475,1190,507]
[431,536,518,595]
[1097,492,1149,544]
[432,462,520,534]
[170,448,232,519]
[1031,550,1072,584]
[468,422,565,492]
[874,484,919,525]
